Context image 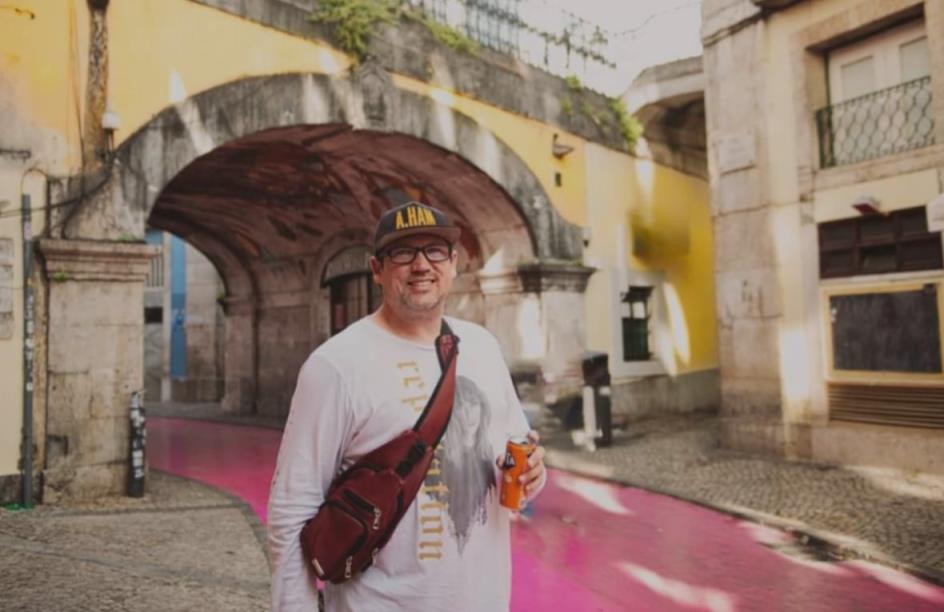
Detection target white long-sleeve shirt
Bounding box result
[268,316,539,612]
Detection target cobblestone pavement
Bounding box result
[538,411,944,584]
[0,472,269,612]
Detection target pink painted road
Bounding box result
[149,417,944,611]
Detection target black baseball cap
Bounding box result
[373,201,461,253]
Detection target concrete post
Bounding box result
[38,238,158,502]
[478,262,594,400]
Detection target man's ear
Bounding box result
[369,256,383,283]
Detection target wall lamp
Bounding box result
[552,133,574,159]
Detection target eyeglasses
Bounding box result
[381,243,452,265]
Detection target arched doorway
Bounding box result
[322,245,381,335]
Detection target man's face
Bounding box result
[370,234,458,320]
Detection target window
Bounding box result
[823,282,944,428]
[621,286,653,361]
[817,19,934,167]
[144,307,163,324]
[329,273,381,336]
[827,20,929,103]
[818,206,942,279]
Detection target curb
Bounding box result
[544,449,944,588]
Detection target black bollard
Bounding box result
[128,391,146,497]
[581,352,613,448]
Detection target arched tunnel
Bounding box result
[145,124,537,416]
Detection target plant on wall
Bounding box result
[308,0,399,62]
[309,0,477,62]
[561,75,643,152]
[410,11,478,54]
[608,97,643,152]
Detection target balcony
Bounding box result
[816,76,935,169]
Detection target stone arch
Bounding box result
[61,70,582,262]
[51,70,589,417]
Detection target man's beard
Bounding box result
[397,291,445,318]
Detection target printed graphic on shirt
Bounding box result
[433,376,496,555]
[401,363,496,560]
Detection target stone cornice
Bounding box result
[478,261,595,295]
[38,239,159,283]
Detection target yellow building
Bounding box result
[703,0,944,473]
[0,0,718,502]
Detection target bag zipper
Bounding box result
[343,490,382,530]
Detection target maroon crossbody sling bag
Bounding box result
[300,321,459,584]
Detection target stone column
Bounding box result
[220,296,257,415]
[38,238,158,502]
[703,1,788,455]
[478,262,594,399]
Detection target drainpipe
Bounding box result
[21,194,34,505]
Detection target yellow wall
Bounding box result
[392,77,587,226]
[584,143,718,376]
[107,0,352,145]
[1,1,67,479]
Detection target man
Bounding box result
[268,201,547,612]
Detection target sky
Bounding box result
[544,0,703,94]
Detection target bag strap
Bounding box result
[412,319,459,449]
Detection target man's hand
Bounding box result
[496,430,547,502]
[520,430,547,499]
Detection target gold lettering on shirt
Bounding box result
[418,540,443,560]
[397,360,447,562]
[420,510,445,535]
[427,456,441,477]
[403,375,425,389]
[402,395,427,413]
[417,444,447,561]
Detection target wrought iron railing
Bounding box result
[405,0,614,89]
[816,76,935,168]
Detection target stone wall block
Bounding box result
[713,208,777,273]
[82,416,129,465]
[47,371,93,430]
[715,268,783,321]
[43,462,127,504]
[720,318,781,380]
[719,377,782,417]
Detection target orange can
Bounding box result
[500,436,535,510]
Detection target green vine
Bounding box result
[309,0,478,62]
[561,74,642,151]
[608,97,643,152]
[409,12,478,54]
[560,97,573,116]
[308,0,399,63]
[51,271,70,283]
